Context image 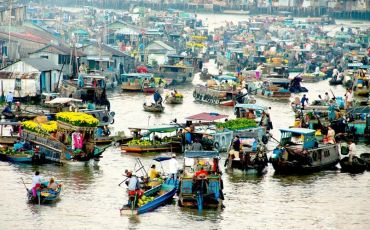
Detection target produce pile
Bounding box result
[22,120,58,134]
[56,112,99,127]
[216,118,257,130]
[127,139,161,146]
[137,195,155,207]
[166,93,183,98]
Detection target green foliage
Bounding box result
[216,118,257,130]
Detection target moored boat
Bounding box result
[340,156,367,174]
[165,92,184,104]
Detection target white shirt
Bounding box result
[168,158,179,174]
[349,143,356,156]
[127,176,139,191]
[32,175,42,187]
[346,91,353,102]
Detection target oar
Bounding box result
[20,177,29,192]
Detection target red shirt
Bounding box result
[195,169,208,177]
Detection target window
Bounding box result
[41,55,48,59]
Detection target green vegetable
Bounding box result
[216,118,257,130]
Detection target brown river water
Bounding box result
[1,14,370,230]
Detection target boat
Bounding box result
[121,125,181,153]
[178,150,224,211]
[0,149,33,163]
[20,112,106,164]
[340,156,367,174]
[165,92,183,104]
[143,103,165,113]
[26,179,62,204]
[359,153,370,170]
[193,75,242,106]
[156,64,194,85]
[270,128,340,174]
[120,182,176,215]
[120,73,163,93]
[248,78,291,101]
[226,138,268,175]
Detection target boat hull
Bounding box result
[120,183,176,215]
[340,156,367,174]
[143,104,164,113]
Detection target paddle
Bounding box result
[20,177,29,192]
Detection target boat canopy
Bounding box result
[214,75,238,82]
[280,128,315,135]
[234,104,267,111]
[184,150,219,158]
[45,97,83,104]
[121,73,152,78]
[128,125,179,133]
[153,156,172,162]
[185,112,228,121]
[347,106,370,114]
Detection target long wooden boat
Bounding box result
[120,183,176,215]
[270,128,340,174]
[27,181,62,204]
[143,103,164,113]
[340,156,367,174]
[121,143,173,153]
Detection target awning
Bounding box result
[86,56,112,62]
[184,150,220,158]
[45,97,83,104]
[128,124,179,133]
[186,112,228,121]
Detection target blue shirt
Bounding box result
[6,93,13,103]
[185,132,192,144]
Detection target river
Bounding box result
[1,13,370,230]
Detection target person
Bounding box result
[300,94,308,108]
[15,101,21,112]
[324,92,330,102]
[236,91,244,104]
[195,166,208,177]
[348,140,356,164]
[71,129,83,150]
[87,101,95,110]
[79,62,88,73]
[6,91,13,107]
[327,126,336,144]
[228,135,241,161]
[2,105,12,114]
[246,109,255,119]
[148,165,159,180]
[153,90,163,106]
[31,171,42,197]
[13,139,24,151]
[95,127,103,137]
[184,128,192,148]
[191,138,203,151]
[47,178,58,191]
[168,154,179,179]
[125,170,143,201]
[344,88,353,109]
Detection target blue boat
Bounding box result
[120,182,177,215]
[27,180,62,204]
[178,150,224,211]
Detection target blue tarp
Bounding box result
[153,156,172,162]
[279,128,315,135]
[184,150,219,158]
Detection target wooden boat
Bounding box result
[360,153,370,170]
[122,143,173,153]
[270,128,340,174]
[178,150,224,211]
[5,153,33,163]
[143,103,164,113]
[340,156,367,174]
[20,113,106,164]
[27,180,62,204]
[248,79,291,101]
[165,94,183,104]
[120,182,176,215]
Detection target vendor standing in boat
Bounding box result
[348,140,356,164]
[327,126,336,144]
[31,171,42,197]
[125,170,143,201]
[153,90,163,106]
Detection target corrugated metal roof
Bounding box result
[22,58,60,71]
[0,71,39,79]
